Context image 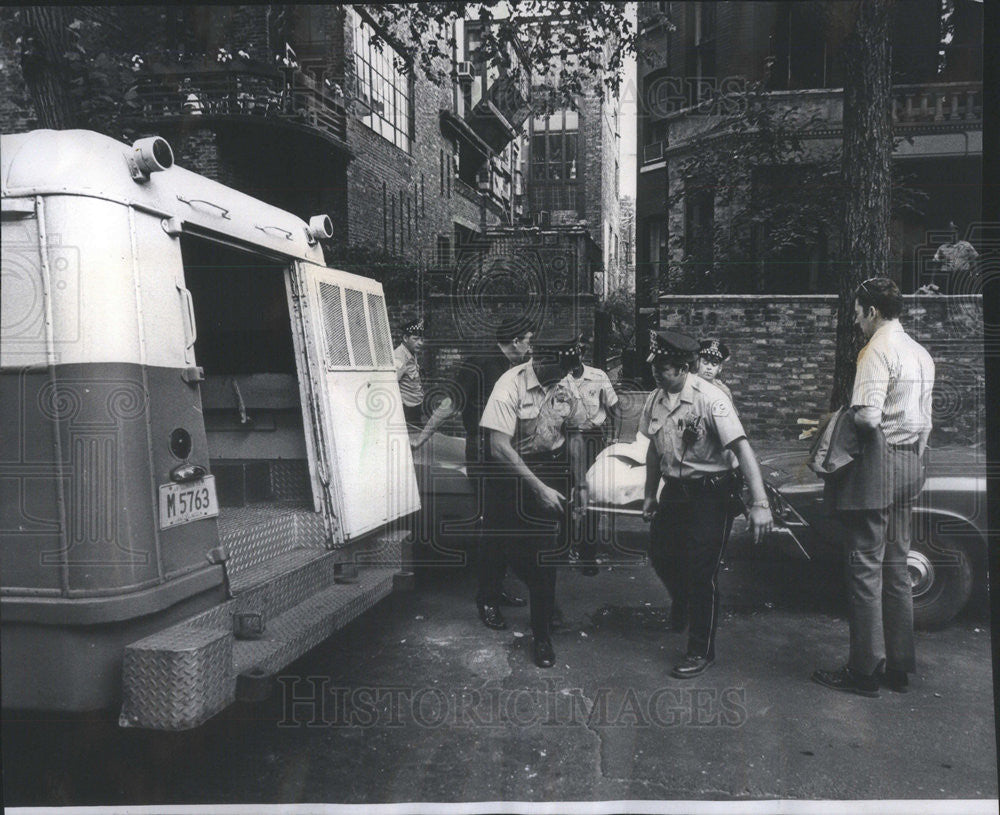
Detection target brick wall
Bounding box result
[657,294,984,445]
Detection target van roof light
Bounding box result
[306,214,333,244]
[128,136,174,183]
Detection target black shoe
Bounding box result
[811,666,880,698]
[670,654,714,678]
[880,668,910,693]
[477,603,506,630]
[533,636,555,668]
[498,589,527,607]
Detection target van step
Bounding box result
[120,530,410,731]
[218,502,328,588]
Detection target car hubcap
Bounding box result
[908,550,935,599]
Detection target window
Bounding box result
[352,10,412,152]
[530,110,579,182]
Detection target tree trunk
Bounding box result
[830,0,892,408]
[21,6,79,130]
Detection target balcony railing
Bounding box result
[133,65,348,147]
[892,82,982,125]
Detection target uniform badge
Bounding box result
[711,399,730,417]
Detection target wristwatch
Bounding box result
[749,500,771,509]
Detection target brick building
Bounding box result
[2,5,624,334]
[635,0,983,309]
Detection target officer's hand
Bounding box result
[641,496,657,523]
[571,485,589,521]
[535,483,566,516]
[749,505,774,543]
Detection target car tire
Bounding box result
[910,537,973,629]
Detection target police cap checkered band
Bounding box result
[647,330,700,363]
[401,317,424,336]
[698,339,730,362]
[534,329,583,355]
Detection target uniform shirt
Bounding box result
[480,360,579,457]
[639,374,745,479]
[393,342,423,408]
[851,320,935,446]
[562,365,619,430]
[454,346,517,465]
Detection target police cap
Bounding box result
[646,329,700,364]
[698,338,730,363]
[400,317,424,336]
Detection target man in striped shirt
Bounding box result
[813,277,935,698]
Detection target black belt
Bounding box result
[889,441,920,453]
[662,470,740,493]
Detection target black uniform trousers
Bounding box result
[649,475,737,660]
[481,448,570,637]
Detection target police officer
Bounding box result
[640,330,773,678]
[696,339,733,402]
[394,317,425,428]
[412,317,536,629]
[479,330,585,668]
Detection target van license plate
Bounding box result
[159,477,219,530]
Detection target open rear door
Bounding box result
[289,261,420,542]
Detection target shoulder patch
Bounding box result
[711,399,731,418]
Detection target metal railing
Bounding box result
[133,66,348,145]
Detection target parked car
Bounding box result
[751,444,989,628]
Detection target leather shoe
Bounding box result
[880,668,909,693]
[533,636,555,668]
[477,603,506,630]
[498,589,527,607]
[671,654,714,678]
[812,666,880,698]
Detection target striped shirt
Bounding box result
[851,320,935,446]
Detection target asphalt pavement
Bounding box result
[2,540,996,807]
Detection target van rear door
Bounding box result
[289,262,419,541]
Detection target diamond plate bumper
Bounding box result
[120,530,409,730]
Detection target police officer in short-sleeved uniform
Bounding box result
[640,330,773,678]
[394,317,425,428]
[479,330,586,668]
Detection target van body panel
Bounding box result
[1,362,220,595]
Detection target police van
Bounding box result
[1,129,420,729]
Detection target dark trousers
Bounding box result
[471,461,508,604]
[403,403,422,428]
[649,482,735,660]
[481,451,569,637]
